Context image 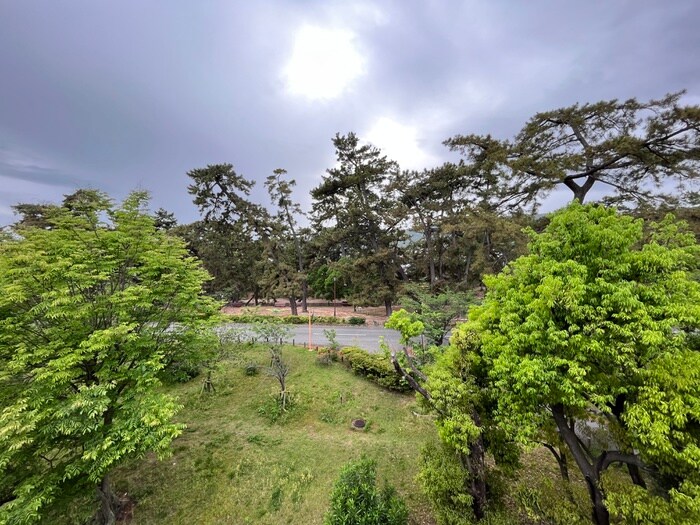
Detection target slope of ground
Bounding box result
[52,343,437,524]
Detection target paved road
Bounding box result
[222,323,403,354]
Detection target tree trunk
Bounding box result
[587,477,610,525]
[542,442,571,483]
[289,296,298,316]
[627,463,646,488]
[384,298,393,317]
[552,404,609,525]
[301,279,308,313]
[425,225,436,289]
[95,475,120,525]
[466,411,488,520]
[565,175,595,203]
[463,252,473,286]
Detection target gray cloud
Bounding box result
[1,0,698,223]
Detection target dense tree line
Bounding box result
[148,92,696,318]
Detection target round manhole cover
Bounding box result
[351,418,366,429]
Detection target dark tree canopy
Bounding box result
[446,91,700,206]
[312,132,405,315]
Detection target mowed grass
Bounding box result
[108,344,436,524]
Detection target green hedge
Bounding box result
[226,314,346,325]
[340,347,411,392]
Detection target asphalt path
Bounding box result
[222,323,403,354]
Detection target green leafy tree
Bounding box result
[387,311,519,522]
[0,191,219,524]
[467,203,700,525]
[11,189,106,231]
[395,164,463,288]
[307,262,349,302]
[325,457,408,525]
[400,284,474,346]
[445,91,700,207]
[173,220,264,303]
[10,202,58,229]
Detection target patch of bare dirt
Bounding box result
[221,300,390,325]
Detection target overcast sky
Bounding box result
[1,0,699,225]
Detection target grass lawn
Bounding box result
[79,343,436,524]
[45,340,597,525]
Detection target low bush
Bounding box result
[257,393,302,424]
[341,347,410,392]
[244,362,259,376]
[227,314,284,325]
[348,316,366,325]
[313,315,345,324]
[161,360,201,383]
[325,457,408,525]
[226,314,345,325]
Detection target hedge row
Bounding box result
[226,314,366,325]
[340,347,411,393]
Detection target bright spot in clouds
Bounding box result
[365,117,438,171]
[283,25,366,101]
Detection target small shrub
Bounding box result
[257,393,301,424]
[317,353,333,366]
[325,457,408,525]
[161,361,201,383]
[341,347,410,392]
[324,328,340,351]
[348,316,366,325]
[280,315,306,324]
[244,362,259,376]
[313,315,345,324]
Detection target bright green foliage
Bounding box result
[385,309,424,347]
[424,336,483,456]
[324,457,408,525]
[468,203,700,523]
[399,285,474,346]
[605,478,700,525]
[411,327,519,523]
[417,440,474,525]
[0,192,219,523]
